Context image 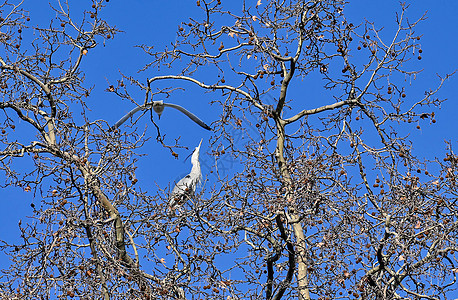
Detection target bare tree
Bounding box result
[0,0,456,299]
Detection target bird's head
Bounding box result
[191,139,202,164]
[152,100,165,119]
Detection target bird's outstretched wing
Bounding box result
[110,104,148,131]
[163,102,212,131]
[111,101,211,131]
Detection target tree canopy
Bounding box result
[0,0,457,299]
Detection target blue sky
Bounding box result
[0,0,457,291]
[91,0,457,184]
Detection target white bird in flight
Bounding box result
[168,139,203,210]
[111,101,211,131]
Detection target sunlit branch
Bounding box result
[285,99,359,124]
[148,75,264,111]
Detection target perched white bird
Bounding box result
[111,101,211,131]
[168,139,203,209]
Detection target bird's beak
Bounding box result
[198,139,203,147]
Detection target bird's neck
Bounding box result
[191,161,201,177]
